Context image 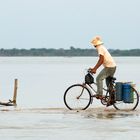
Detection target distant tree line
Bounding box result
[0,47,140,56]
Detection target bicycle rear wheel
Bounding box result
[113,87,139,110]
[64,84,92,110]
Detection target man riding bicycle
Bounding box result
[89,36,117,101]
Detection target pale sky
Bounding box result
[0,0,140,49]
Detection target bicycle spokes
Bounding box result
[64,84,91,110]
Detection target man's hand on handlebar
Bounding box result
[88,68,97,74]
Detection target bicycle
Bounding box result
[63,70,139,110]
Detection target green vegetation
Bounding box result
[0,47,140,56]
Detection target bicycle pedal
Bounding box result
[106,100,115,107]
[106,103,112,107]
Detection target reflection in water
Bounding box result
[80,108,140,119]
[85,112,138,119]
[0,107,139,120]
[0,107,140,140]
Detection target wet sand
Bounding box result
[0,107,140,140]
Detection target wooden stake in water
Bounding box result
[12,79,18,105]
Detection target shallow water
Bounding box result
[0,57,140,140]
[0,107,140,140]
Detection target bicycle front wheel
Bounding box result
[64,84,92,110]
[113,87,139,110]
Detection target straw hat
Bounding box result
[91,36,103,46]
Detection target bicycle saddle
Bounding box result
[107,76,116,81]
[106,76,116,87]
[111,77,116,81]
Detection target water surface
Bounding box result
[0,57,140,140]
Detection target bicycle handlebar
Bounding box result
[87,68,93,74]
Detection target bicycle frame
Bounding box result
[64,72,139,110]
[82,82,109,104]
[85,81,108,93]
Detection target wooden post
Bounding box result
[12,79,18,105]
